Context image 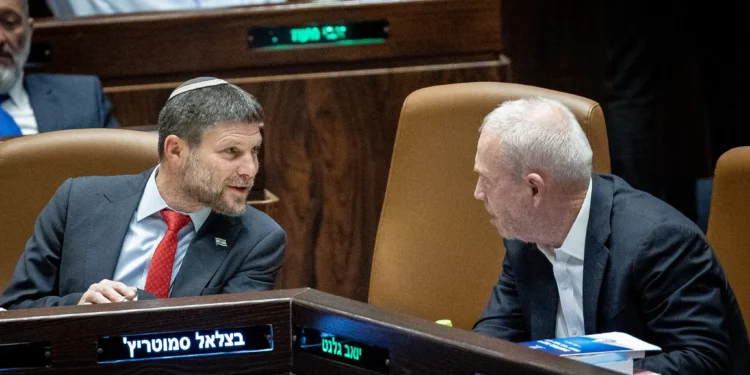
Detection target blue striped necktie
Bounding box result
[0,93,21,136]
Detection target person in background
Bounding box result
[0,0,117,136]
[0,77,285,309]
[471,97,749,374]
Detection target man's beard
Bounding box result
[182,152,253,217]
[0,30,30,94]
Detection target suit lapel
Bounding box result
[170,213,242,297]
[82,170,152,288]
[25,76,63,133]
[582,175,613,334]
[520,243,558,340]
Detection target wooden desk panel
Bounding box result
[0,289,615,374]
[291,289,615,375]
[29,0,501,80]
[0,290,302,374]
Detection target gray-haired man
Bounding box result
[472,97,749,374]
[0,77,286,309]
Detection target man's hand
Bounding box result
[78,279,137,305]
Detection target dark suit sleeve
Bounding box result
[0,179,84,309]
[219,227,286,293]
[472,250,529,342]
[634,223,731,374]
[93,77,119,129]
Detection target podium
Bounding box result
[0,290,615,374]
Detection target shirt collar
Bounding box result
[6,71,26,106]
[555,178,593,260]
[136,166,211,231]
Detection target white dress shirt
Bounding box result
[2,73,38,135]
[113,167,211,296]
[537,179,592,338]
[47,0,287,17]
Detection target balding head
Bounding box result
[479,97,593,187]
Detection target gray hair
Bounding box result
[20,0,28,18]
[157,79,263,159]
[479,97,592,184]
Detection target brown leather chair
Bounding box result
[707,146,750,328]
[368,82,611,330]
[0,129,159,291]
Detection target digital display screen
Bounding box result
[0,341,51,371]
[249,20,388,49]
[97,325,272,363]
[295,326,389,373]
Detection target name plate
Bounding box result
[97,325,272,363]
[295,326,389,373]
[0,341,51,371]
[249,20,389,49]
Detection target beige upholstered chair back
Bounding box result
[369,82,611,330]
[707,146,750,329]
[0,129,158,290]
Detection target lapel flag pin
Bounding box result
[215,238,227,247]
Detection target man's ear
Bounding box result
[162,135,188,166]
[525,173,546,207]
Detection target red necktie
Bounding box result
[144,209,192,298]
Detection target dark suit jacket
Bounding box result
[25,73,118,132]
[473,174,750,375]
[0,169,286,309]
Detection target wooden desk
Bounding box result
[27,0,507,301]
[0,289,614,374]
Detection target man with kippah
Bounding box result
[0,77,286,309]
